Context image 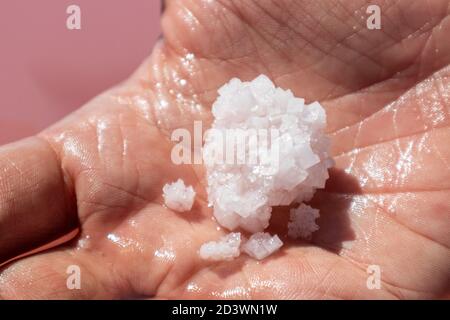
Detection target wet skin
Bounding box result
[0,0,449,299]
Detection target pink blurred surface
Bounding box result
[0,1,161,145]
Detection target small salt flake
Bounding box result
[162,179,196,212]
[288,204,320,239]
[199,233,242,261]
[242,232,283,260]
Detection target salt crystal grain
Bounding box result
[199,232,242,261]
[242,232,283,260]
[162,179,196,212]
[288,204,320,239]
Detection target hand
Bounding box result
[1,0,449,299]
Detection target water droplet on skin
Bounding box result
[154,248,176,262]
[132,95,151,120]
[107,233,122,246]
[219,286,251,299]
[186,282,202,293]
[186,53,195,61]
[160,100,169,108]
[122,139,129,156]
[77,235,91,250]
[106,233,144,252]
[116,96,130,105]
[128,219,138,227]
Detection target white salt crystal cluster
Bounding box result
[199,232,242,261]
[242,232,283,260]
[203,75,332,243]
[199,231,283,261]
[288,204,320,240]
[162,179,196,212]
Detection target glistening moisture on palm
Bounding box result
[0,1,449,299]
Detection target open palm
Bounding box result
[1,0,449,299]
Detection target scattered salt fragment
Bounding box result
[288,204,320,239]
[162,179,196,212]
[242,232,283,260]
[199,233,242,261]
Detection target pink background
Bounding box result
[0,1,161,145]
